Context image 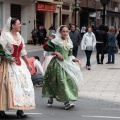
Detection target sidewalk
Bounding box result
[78,53,120,110]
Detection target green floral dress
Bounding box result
[42,40,81,102]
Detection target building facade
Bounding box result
[36,0,63,31]
[0,0,36,43]
[0,0,63,43]
[61,0,80,26]
[80,0,120,28]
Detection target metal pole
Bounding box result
[75,0,77,26]
[60,6,62,25]
[102,4,106,25]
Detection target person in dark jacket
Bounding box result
[116,29,120,53]
[69,24,81,57]
[42,25,47,38]
[95,24,107,64]
[106,26,116,64]
[37,25,44,45]
[31,26,38,45]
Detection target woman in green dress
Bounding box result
[42,25,83,110]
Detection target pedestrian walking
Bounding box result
[81,26,96,70]
[37,25,44,45]
[69,24,81,57]
[116,28,120,53]
[95,24,107,64]
[106,26,116,64]
[42,25,83,110]
[0,17,35,118]
[81,25,86,38]
[31,26,38,45]
[42,25,47,38]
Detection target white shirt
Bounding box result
[34,60,44,75]
[81,26,86,33]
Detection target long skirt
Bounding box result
[0,59,35,111]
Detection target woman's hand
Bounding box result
[56,52,63,60]
[73,58,82,67]
[52,52,63,60]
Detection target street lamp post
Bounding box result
[75,0,77,26]
[100,0,110,25]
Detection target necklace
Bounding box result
[63,39,68,50]
[11,34,19,44]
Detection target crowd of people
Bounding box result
[31,24,55,45]
[0,17,120,119]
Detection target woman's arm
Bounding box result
[51,52,63,60]
[73,58,82,67]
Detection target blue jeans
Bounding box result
[108,46,115,63]
[85,50,92,66]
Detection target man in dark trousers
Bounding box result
[95,24,107,64]
[37,25,44,45]
[69,24,81,57]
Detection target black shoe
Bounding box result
[16,110,27,118]
[0,111,8,118]
[111,62,114,64]
[97,62,101,64]
[106,62,111,64]
[101,62,103,64]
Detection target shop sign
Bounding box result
[36,3,55,12]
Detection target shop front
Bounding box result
[36,2,59,33]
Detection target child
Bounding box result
[42,25,83,110]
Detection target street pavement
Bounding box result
[5,44,120,120]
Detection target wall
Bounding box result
[0,0,34,43]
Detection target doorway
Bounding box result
[36,12,45,27]
[62,15,69,25]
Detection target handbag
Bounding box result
[86,46,93,51]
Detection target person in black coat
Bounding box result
[42,25,47,38]
[116,29,120,53]
[95,24,107,64]
[37,25,44,45]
